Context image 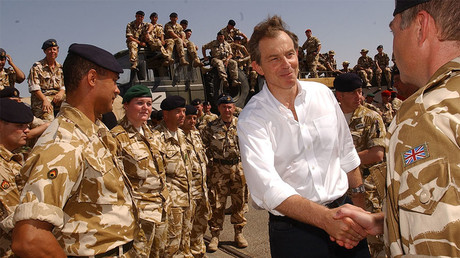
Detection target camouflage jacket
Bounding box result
[0,145,25,256]
[27,58,64,93]
[203,40,233,60]
[198,113,218,132]
[126,20,148,41]
[376,102,394,126]
[363,102,381,115]
[374,52,390,69]
[111,116,169,223]
[301,36,321,55]
[201,116,240,163]
[14,103,135,256]
[219,27,244,43]
[154,121,192,207]
[385,57,460,257]
[148,23,164,39]
[164,21,183,39]
[230,42,249,59]
[184,129,208,199]
[391,98,403,112]
[357,56,374,70]
[0,67,17,90]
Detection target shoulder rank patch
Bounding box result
[356,123,365,129]
[47,168,58,179]
[1,180,10,190]
[403,143,429,166]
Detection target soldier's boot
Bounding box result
[179,56,190,66]
[234,228,248,248]
[221,77,229,88]
[207,232,219,252]
[192,58,204,68]
[231,79,241,87]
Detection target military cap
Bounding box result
[0,87,20,98]
[217,31,224,36]
[122,84,152,103]
[328,50,335,55]
[68,43,123,74]
[228,19,236,26]
[136,10,145,16]
[342,61,350,65]
[381,90,391,97]
[160,95,186,110]
[203,101,210,105]
[180,19,188,25]
[377,45,383,49]
[394,0,431,16]
[234,36,242,41]
[0,98,33,124]
[184,29,192,33]
[366,93,375,97]
[360,48,369,53]
[305,29,312,33]
[0,48,5,59]
[42,39,58,50]
[169,12,178,18]
[217,95,235,105]
[334,73,363,92]
[191,98,202,106]
[150,12,158,18]
[185,105,198,116]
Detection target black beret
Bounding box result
[160,95,186,111]
[0,48,5,58]
[68,43,123,74]
[377,45,383,49]
[334,73,363,92]
[0,98,33,124]
[228,19,236,26]
[217,31,224,36]
[136,10,145,16]
[191,98,201,106]
[150,12,158,18]
[184,29,192,33]
[42,39,58,50]
[217,95,235,105]
[0,87,20,98]
[185,105,198,116]
[122,84,152,103]
[393,0,431,16]
[180,19,188,25]
[234,36,242,41]
[170,12,178,18]
[203,101,210,105]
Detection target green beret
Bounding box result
[217,95,235,105]
[334,73,362,92]
[366,93,375,97]
[122,85,152,103]
[0,98,33,124]
[185,105,198,116]
[160,95,186,111]
[42,39,58,50]
[394,0,431,16]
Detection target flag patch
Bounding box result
[403,144,429,166]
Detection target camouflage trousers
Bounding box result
[145,36,169,58]
[165,38,186,59]
[305,53,319,78]
[375,67,391,87]
[167,205,195,258]
[364,168,385,258]
[0,231,13,258]
[208,163,247,235]
[190,195,211,257]
[127,41,142,68]
[211,58,238,81]
[31,91,61,122]
[184,40,200,62]
[133,218,168,258]
[358,68,374,85]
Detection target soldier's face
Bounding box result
[203,104,211,113]
[95,70,120,115]
[218,103,234,122]
[0,121,30,151]
[217,35,225,42]
[194,104,203,113]
[337,88,362,113]
[0,57,5,69]
[125,97,152,125]
[135,14,144,23]
[44,46,59,60]
[182,114,197,131]
[164,107,185,128]
[252,31,298,92]
[150,16,158,23]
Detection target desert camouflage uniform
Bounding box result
[357,56,374,86]
[198,113,218,132]
[27,58,64,121]
[363,102,382,116]
[385,57,460,257]
[126,20,148,68]
[219,27,245,44]
[154,121,194,258]
[391,98,403,113]
[146,23,170,58]
[111,116,170,258]
[185,129,211,257]
[376,102,394,127]
[374,52,391,87]
[347,105,387,258]
[164,22,187,60]
[301,36,321,78]
[202,116,247,238]
[0,68,17,90]
[14,103,136,256]
[202,39,238,83]
[0,145,25,257]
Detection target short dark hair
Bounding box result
[63,53,107,94]
[150,12,158,18]
[248,16,298,65]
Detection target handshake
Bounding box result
[328,204,384,249]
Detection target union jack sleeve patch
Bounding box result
[402,143,429,167]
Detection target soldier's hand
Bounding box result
[53,91,65,104]
[6,54,12,65]
[42,99,53,113]
[139,41,146,47]
[323,207,368,249]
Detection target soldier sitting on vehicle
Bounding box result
[164,12,189,66]
[183,29,204,67]
[231,36,257,92]
[145,12,173,66]
[219,19,248,45]
[126,10,149,70]
[202,31,241,88]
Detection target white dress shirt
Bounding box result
[237,80,360,216]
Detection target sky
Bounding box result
[1,0,395,97]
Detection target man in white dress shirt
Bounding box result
[237,16,370,257]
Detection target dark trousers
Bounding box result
[269,197,370,258]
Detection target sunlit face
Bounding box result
[337,88,362,113]
[125,97,152,126]
[44,46,59,60]
[382,95,391,104]
[0,57,6,70]
[252,31,298,92]
[194,103,203,114]
[185,31,192,39]
[170,16,178,23]
[305,31,312,38]
[203,103,212,113]
[135,14,144,23]
[217,34,225,43]
[0,121,30,151]
[150,16,158,24]
[94,70,120,116]
[163,107,185,129]
[218,103,235,122]
[182,114,197,131]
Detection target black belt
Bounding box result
[325,194,348,209]
[213,158,240,166]
[68,241,133,258]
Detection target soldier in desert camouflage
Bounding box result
[0,48,25,90]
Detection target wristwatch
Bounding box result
[350,184,365,194]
